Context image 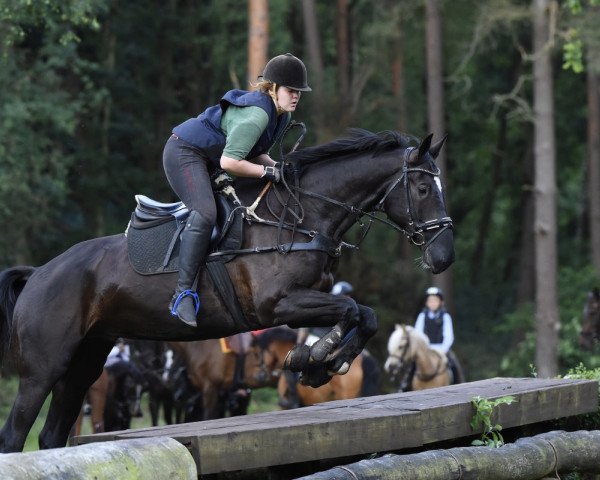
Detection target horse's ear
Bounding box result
[429,134,448,159]
[395,324,402,330]
[415,134,433,162]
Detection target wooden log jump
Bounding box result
[72,377,598,476]
[0,437,196,479]
[299,430,600,480]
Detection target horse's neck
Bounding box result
[296,152,399,237]
[411,334,444,375]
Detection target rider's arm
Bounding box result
[220,106,271,178]
[414,312,425,332]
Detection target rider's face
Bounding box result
[276,86,301,112]
[426,295,442,311]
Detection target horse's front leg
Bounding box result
[325,305,378,375]
[272,288,366,387]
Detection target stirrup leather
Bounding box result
[170,290,201,316]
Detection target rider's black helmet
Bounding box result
[261,53,312,92]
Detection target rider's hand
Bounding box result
[261,164,281,183]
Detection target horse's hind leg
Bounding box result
[39,339,112,449]
[0,371,57,452]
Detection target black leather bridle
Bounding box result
[290,146,453,248]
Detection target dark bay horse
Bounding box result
[579,288,600,350]
[0,129,453,451]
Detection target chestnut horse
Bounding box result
[169,333,278,420]
[384,324,453,391]
[251,327,380,407]
[0,129,453,451]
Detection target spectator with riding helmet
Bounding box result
[414,286,454,354]
[163,53,311,327]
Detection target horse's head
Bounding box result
[384,324,413,379]
[378,134,454,274]
[579,288,600,350]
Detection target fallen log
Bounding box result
[0,436,196,479]
[299,430,600,480]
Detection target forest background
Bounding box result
[1,0,600,386]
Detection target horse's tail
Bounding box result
[359,350,381,397]
[0,266,36,365]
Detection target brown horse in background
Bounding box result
[580,288,600,350]
[252,327,380,407]
[169,333,278,420]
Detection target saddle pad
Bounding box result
[126,195,244,276]
[127,216,181,275]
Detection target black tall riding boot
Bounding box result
[169,210,212,327]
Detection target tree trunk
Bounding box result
[301,0,326,138]
[301,430,600,480]
[532,0,559,378]
[587,67,600,274]
[516,139,536,306]
[247,0,269,88]
[336,0,350,99]
[425,0,453,313]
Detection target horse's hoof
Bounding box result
[310,330,342,362]
[328,360,351,376]
[283,345,310,372]
[299,365,331,388]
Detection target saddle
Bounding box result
[126,193,243,275]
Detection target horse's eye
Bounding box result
[418,184,429,195]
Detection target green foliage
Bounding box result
[560,363,600,429]
[499,266,600,377]
[470,395,516,448]
[562,0,600,73]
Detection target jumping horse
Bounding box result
[579,287,600,350]
[0,128,453,451]
[384,324,457,391]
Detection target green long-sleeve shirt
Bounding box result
[221,105,290,160]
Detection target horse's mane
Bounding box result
[388,325,430,353]
[287,128,415,165]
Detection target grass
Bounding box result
[0,376,282,452]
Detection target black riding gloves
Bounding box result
[261,164,281,183]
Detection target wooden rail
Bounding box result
[72,377,598,476]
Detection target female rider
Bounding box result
[163,53,311,327]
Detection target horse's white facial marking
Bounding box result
[434,176,443,193]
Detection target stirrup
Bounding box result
[170,289,201,316]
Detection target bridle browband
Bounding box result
[289,146,453,248]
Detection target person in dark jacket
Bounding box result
[163,53,311,327]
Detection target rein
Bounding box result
[217,133,453,258]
